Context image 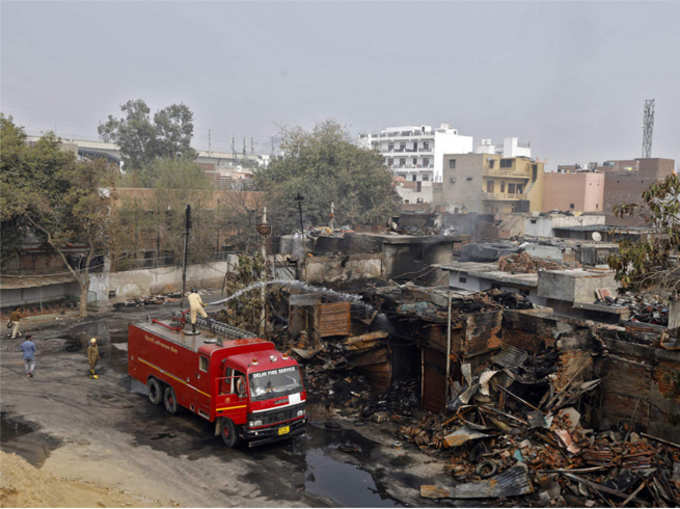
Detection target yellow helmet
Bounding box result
[89,337,97,345]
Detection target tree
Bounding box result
[253,121,400,234]
[1,115,115,317]
[98,99,197,180]
[608,173,680,294]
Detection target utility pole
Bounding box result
[642,98,655,159]
[256,207,272,337]
[250,136,254,154]
[208,129,212,153]
[242,137,246,157]
[181,204,191,307]
[294,193,304,234]
[231,136,236,158]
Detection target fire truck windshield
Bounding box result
[249,365,302,401]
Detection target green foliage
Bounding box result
[98,99,197,180]
[0,115,116,316]
[608,174,680,293]
[254,121,400,234]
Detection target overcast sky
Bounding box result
[2,1,678,169]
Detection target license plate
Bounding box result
[278,425,290,436]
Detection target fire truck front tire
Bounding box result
[163,386,178,414]
[147,378,162,405]
[220,417,237,448]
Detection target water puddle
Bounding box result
[304,447,400,507]
[0,410,62,467]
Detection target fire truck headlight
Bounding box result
[249,420,263,428]
[297,409,305,417]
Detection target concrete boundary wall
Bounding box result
[89,256,239,304]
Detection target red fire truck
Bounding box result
[128,315,307,447]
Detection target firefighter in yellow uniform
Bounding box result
[187,288,208,334]
[88,337,101,379]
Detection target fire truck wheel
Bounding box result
[163,386,178,414]
[220,418,237,448]
[147,378,162,405]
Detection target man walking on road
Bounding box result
[88,337,101,379]
[9,308,23,339]
[20,335,36,377]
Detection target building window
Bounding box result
[417,181,422,192]
[412,157,417,165]
[500,182,505,192]
[488,159,495,169]
[412,174,417,181]
[508,183,516,193]
[388,143,394,151]
[532,164,538,182]
[388,158,393,166]
[400,158,406,167]
[449,159,456,169]
[486,180,494,193]
[517,184,523,194]
[459,276,467,283]
[399,143,406,151]
[422,174,429,181]
[500,159,512,168]
[466,177,473,181]
[423,141,429,150]
[570,203,575,209]
[423,158,430,167]
[416,197,424,203]
[449,177,456,184]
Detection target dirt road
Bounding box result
[1,302,447,507]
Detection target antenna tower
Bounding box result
[642,98,655,159]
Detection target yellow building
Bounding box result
[437,154,544,215]
[481,155,544,214]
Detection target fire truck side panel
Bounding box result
[128,324,212,419]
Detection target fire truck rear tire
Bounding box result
[147,378,162,405]
[220,418,237,448]
[163,386,178,414]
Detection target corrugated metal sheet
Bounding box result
[319,302,351,337]
[449,466,533,498]
[491,345,529,369]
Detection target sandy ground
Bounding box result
[0,450,168,507]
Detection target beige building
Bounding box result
[438,153,544,215]
[543,171,604,212]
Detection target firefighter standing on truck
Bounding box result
[187,288,208,334]
[88,337,101,379]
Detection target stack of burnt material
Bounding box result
[498,252,568,274]
[597,291,670,327]
[398,335,680,506]
[112,291,183,309]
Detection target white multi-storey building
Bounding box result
[359,123,473,183]
[474,137,532,158]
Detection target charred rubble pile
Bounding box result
[112,290,184,309]
[596,291,671,327]
[498,252,569,273]
[404,337,680,506]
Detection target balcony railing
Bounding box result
[482,191,527,201]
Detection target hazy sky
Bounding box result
[2,1,678,169]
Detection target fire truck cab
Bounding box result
[128,317,307,447]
